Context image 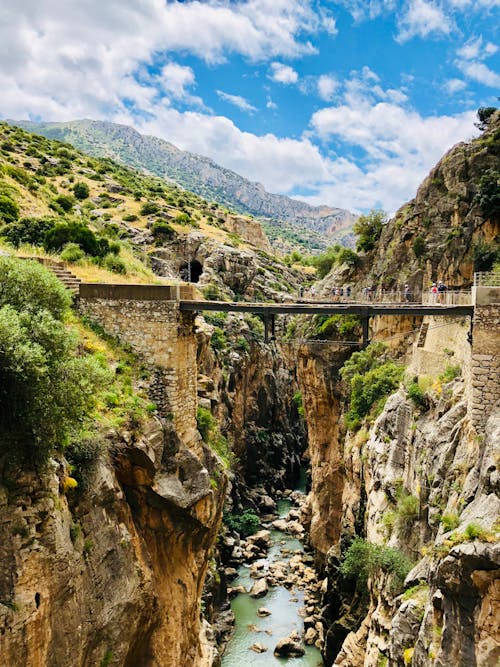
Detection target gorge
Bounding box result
[0,111,499,667]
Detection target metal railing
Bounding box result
[299,288,472,306]
[474,271,500,287]
[422,290,472,305]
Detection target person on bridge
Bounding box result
[437,280,447,304]
[404,284,411,302]
[430,283,438,303]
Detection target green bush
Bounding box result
[196,406,216,442]
[354,209,386,252]
[340,537,413,595]
[440,512,460,532]
[292,391,305,418]
[151,220,175,241]
[396,493,420,532]
[140,201,159,216]
[53,194,75,212]
[73,182,89,200]
[102,253,126,274]
[345,362,404,429]
[0,195,19,223]
[44,222,109,257]
[210,327,227,351]
[474,169,500,218]
[60,242,85,262]
[0,258,109,460]
[413,236,426,258]
[236,336,250,353]
[1,216,56,247]
[407,381,426,409]
[224,510,260,537]
[439,364,461,383]
[473,240,500,272]
[175,212,191,224]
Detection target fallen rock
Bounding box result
[251,643,267,653]
[274,637,305,657]
[257,607,272,617]
[249,578,269,598]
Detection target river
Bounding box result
[221,495,324,666]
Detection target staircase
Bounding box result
[33,258,81,295]
[417,322,429,348]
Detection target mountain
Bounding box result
[13,119,357,253]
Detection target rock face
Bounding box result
[0,419,227,667]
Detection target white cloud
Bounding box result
[457,36,498,61]
[397,0,453,43]
[317,74,339,101]
[457,61,500,87]
[446,0,500,7]
[266,97,278,110]
[309,101,477,211]
[216,90,257,113]
[444,78,467,94]
[333,0,397,22]
[269,62,299,84]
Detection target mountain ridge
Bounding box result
[12,118,357,252]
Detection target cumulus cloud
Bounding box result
[457,36,498,60]
[332,0,397,22]
[308,101,477,211]
[269,62,299,84]
[317,75,339,101]
[457,61,500,87]
[444,78,467,94]
[216,90,257,113]
[397,0,453,43]
[455,35,500,88]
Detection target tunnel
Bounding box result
[180,259,203,283]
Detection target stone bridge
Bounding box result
[77,282,499,436]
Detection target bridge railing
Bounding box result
[299,289,472,306]
[422,290,473,305]
[474,271,500,287]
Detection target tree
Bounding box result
[0,195,19,223]
[1,216,56,247]
[0,257,109,460]
[354,209,386,252]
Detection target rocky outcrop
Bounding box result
[0,418,227,667]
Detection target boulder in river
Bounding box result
[274,636,305,657]
[249,578,268,598]
[257,607,272,617]
[251,643,268,653]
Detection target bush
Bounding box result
[475,169,500,218]
[196,406,216,442]
[413,236,426,258]
[473,240,500,272]
[396,493,420,532]
[407,381,426,409]
[0,195,19,223]
[354,209,386,252]
[1,216,56,247]
[151,220,175,241]
[440,512,460,532]
[236,336,250,353]
[140,201,159,216]
[439,364,461,383]
[102,253,127,274]
[73,182,89,200]
[53,194,75,212]
[210,327,227,351]
[0,258,109,460]
[44,222,108,257]
[340,537,413,595]
[60,242,85,262]
[345,362,404,429]
[292,391,305,418]
[224,510,260,537]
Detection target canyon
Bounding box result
[0,113,498,667]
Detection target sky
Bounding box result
[0,1,499,215]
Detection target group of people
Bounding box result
[430,280,448,303]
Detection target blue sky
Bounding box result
[1,0,499,213]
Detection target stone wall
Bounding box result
[78,284,199,450]
[470,287,500,432]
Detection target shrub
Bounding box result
[413,236,426,258]
[151,220,175,241]
[123,213,138,222]
[292,391,305,418]
[102,253,127,274]
[1,216,56,247]
[474,169,500,218]
[354,209,386,252]
[407,381,427,409]
[473,240,500,272]
[60,242,85,262]
[345,361,404,430]
[73,182,89,200]
[236,336,250,353]
[224,510,260,537]
[340,537,413,595]
[53,194,75,212]
[464,522,488,540]
[0,195,19,223]
[175,212,191,224]
[210,327,227,351]
[44,222,108,257]
[439,364,461,383]
[440,512,460,532]
[140,201,159,216]
[396,493,420,532]
[0,258,109,460]
[196,406,216,442]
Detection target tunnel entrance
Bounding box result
[180,259,203,283]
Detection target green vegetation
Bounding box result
[312,313,360,339]
[292,391,305,418]
[73,181,89,200]
[407,381,427,409]
[0,195,20,223]
[473,239,500,272]
[312,244,360,279]
[224,510,260,537]
[0,258,109,461]
[439,364,461,383]
[340,537,413,595]
[196,407,233,467]
[354,209,386,252]
[340,343,404,430]
[412,235,426,258]
[440,512,460,532]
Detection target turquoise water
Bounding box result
[221,498,324,666]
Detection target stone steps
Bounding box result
[32,258,82,294]
[417,322,429,348]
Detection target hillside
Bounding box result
[13,119,357,253]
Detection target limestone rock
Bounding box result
[274,636,305,657]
